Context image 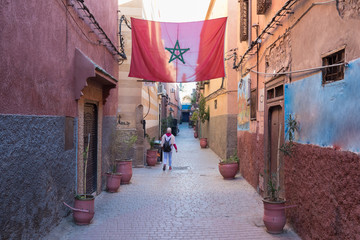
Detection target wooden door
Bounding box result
[84,103,98,194]
[269,106,283,177]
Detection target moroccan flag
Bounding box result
[128,17,227,83]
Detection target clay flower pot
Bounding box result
[116,160,132,184]
[200,138,207,148]
[194,132,198,138]
[218,162,238,179]
[73,195,95,225]
[146,149,158,166]
[105,172,122,193]
[262,198,286,234]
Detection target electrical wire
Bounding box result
[238,0,338,74]
[250,62,347,76]
[56,0,99,45]
[235,0,298,69]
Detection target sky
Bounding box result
[142,0,227,22]
[143,0,210,22]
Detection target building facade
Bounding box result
[236,0,360,238]
[196,0,238,160]
[118,0,163,165]
[0,0,119,238]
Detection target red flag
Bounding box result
[128,17,227,83]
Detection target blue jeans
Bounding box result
[163,151,172,166]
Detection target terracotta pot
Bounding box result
[116,160,132,184]
[194,132,198,138]
[106,172,122,193]
[146,149,157,166]
[218,162,238,179]
[200,138,207,148]
[73,195,95,225]
[262,199,286,234]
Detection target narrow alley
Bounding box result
[46,124,299,240]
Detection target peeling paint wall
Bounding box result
[237,75,250,131]
[337,0,360,19]
[285,58,360,152]
[265,35,292,74]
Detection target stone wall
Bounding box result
[0,115,76,239]
[237,131,265,192]
[101,116,117,189]
[284,143,360,240]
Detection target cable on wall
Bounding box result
[67,0,127,61]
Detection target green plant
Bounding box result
[161,115,174,135]
[266,171,280,202]
[191,93,197,105]
[76,133,91,199]
[122,135,138,160]
[279,114,299,156]
[220,151,239,164]
[198,94,209,123]
[190,111,199,123]
[109,130,138,163]
[266,114,299,202]
[146,134,156,149]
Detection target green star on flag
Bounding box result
[165,40,190,64]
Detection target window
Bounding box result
[267,84,283,101]
[250,89,257,120]
[322,48,345,84]
[275,85,283,98]
[240,0,248,42]
[214,99,217,109]
[267,88,274,100]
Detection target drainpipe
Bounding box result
[248,0,252,47]
[254,23,259,113]
[75,118,78,194]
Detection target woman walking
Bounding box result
[161,127,178,171]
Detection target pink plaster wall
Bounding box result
[0,0,118,117]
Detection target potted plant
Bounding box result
[116,134,138,184]
[218,151,239,179]
[190,111,199,138]
[63,134,95,225]
[263,114,299,234]
[105,131,122,193]
[146,135,157,166]
[198,94,209,148]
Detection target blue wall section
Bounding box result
[285,58,360,152]
[237,75,250,131]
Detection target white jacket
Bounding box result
[161,134,176,149]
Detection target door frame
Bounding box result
[77,79,104,196]
[83,101,99,195]
[264,76,285,198]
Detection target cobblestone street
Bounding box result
[46,124,300,240]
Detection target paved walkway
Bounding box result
[46,124,300,240]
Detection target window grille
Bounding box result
[322,49,345,84]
